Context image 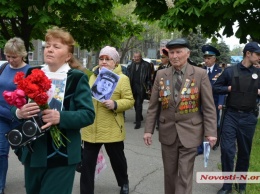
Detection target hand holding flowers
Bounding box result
[3,69,69,148]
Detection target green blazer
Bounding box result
[12,67,95,167]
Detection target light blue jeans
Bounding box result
[0,117,20,191]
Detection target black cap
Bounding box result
[166,38,190,49]
[243,42,260,53]
[202,45,220,56]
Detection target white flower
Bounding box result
[165,0,175,8]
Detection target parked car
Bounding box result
[143,58,161,70]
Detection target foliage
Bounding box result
[186,27,207,64]
[132,0,260,43]
[0,0,143,54]
[230,46,244,56]
[248,120,260,193]
[113,2,181,63]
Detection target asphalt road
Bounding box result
[6,100,222,194]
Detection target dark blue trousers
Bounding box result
[220,109,257,191]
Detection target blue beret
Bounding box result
[202,45,220,56]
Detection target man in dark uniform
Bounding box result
[127,51,152,129]
[213,42,260,194]
[200,45,225,152]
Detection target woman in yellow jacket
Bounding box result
[80,46,134,194]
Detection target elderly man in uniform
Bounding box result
[197,45,225,154]
[144,38,217,194]
[214,42,260,194]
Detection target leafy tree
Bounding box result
[210,41,231,64]
[186,27,207,64]
[0,0,143,59]
[113,2,181,63]
[230,46,243,56]
[131,0,260,43]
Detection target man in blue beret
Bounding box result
[144,38,217,194]
[197,45,225,154]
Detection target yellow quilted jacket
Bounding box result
[81,65,134,143]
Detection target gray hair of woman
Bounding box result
[4,37,28,61]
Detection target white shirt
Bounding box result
[41,63,71,73]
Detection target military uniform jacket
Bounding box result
[145,64,217,148]
[205,64,225,106]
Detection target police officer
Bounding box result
[203,45,225,149]
[213,42,260,194]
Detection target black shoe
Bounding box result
[134,124,141,129]
[120,184,129,194]
[217,189,232,194]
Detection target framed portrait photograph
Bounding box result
[91,67,120,102]
[45,72,67,111]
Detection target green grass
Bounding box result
[247,119,260,193]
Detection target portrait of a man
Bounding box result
[47,83,62,111]
[91,68,119,102]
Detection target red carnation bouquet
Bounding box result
[3,69,68,148]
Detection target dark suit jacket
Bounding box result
[127,59,152,99]
[145,64,217,148]
[12,68,95,167]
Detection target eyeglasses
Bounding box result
[99,58,113,62]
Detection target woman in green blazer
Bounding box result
[11,27,95,194]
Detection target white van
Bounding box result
[0,61,8,66]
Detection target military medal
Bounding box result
[158,78,171,109]
[179,78,199,114]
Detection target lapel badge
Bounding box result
[252,73,258,79]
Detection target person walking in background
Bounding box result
[11,27,95,194]
[197,45,224,154]
[213,42,260,194]
[153,49,171,83]
[0,37,30,194]
[153,48,171,129]
[127,51,151,129]
[149,62,155,85]
[80,46,134,194]
[143,38,217,194]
